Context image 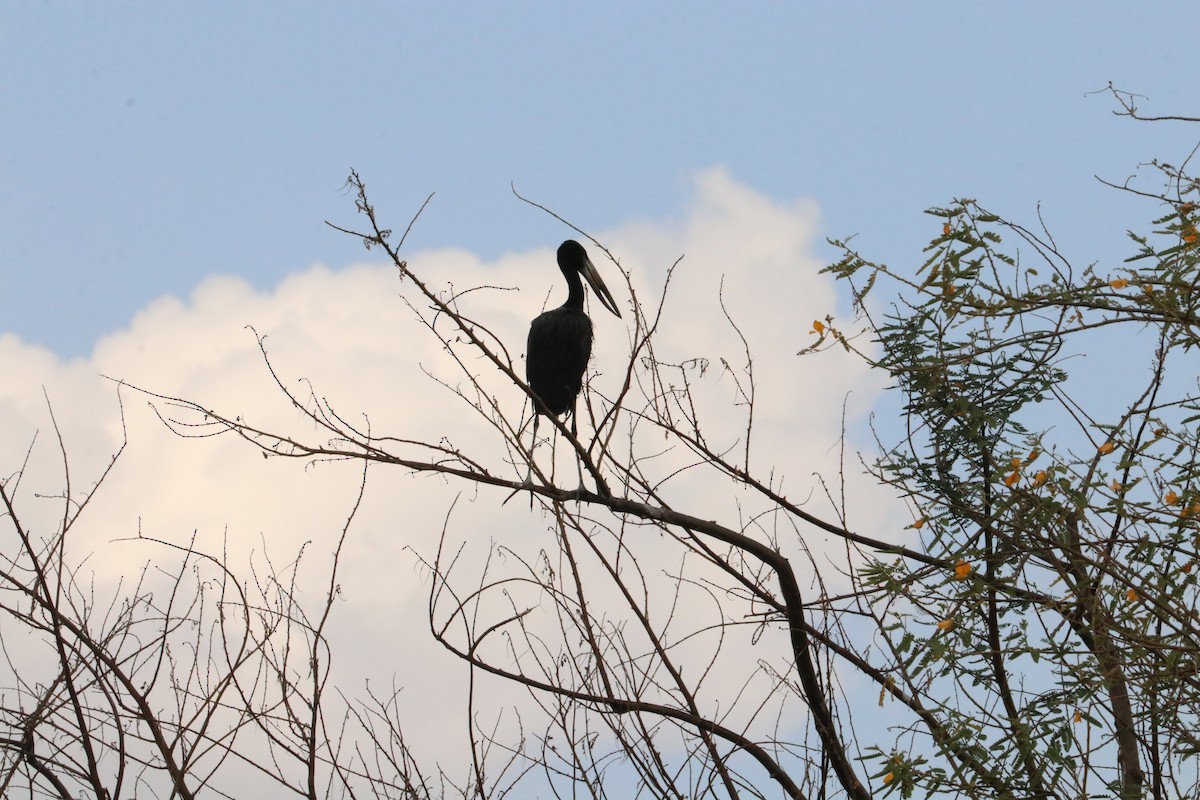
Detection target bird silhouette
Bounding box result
[523,239,621,486]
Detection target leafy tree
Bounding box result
[823,88,1200,799]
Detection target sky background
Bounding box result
[2,3,1199,794]
[3,3,1197,357]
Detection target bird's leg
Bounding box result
[505,413,539,506]
[501,412,540,506]
[571,402,587,497]
[524,413,540,485]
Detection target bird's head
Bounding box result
[558,240,622,318]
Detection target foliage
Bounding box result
[825,139,1200,797]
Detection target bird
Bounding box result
[523,239,622,483]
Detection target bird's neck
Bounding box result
[563,266,585,309]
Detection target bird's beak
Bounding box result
[580,254,622,318]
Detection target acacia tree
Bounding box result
[5,90,1198,799]
[819,92,1200,800]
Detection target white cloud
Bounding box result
[1,168,901,781]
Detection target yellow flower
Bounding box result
[1072,709,1082,724]
[1098,441,1115,455]
[1182,561,1193,574]
[954,561,972,579]
[1003,471,1020,487]
[883,771,895,785]
[1109,278,1129,289]
[937,618,954,631]
[942,222,951,236]
[1126,588,1140,603]
[1111,479,1123,492]
[1165,490,1181,506]
[1183,226,1198,245]
[1027,448,1040,463]
[1010,457,1022,470]
[812,320,825,334]
[1032,470,1048,487]
[1144,284,1156,294]
[912,517,926,530]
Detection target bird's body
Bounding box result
[525,240,622,425]
[526,305,594,416]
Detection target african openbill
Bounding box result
[523,240,622,483]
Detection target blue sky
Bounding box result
[3,2,1197,357]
